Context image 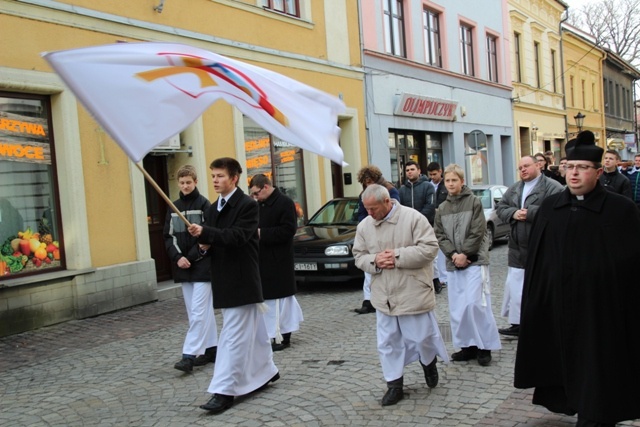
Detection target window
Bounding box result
[603,79,607,112]
[423,9,442,67]
[592,83,596,111]
[465,132,489,185]
[486,35,498,82]
[609,80,614,114]
[261,0,299,17]
[243,116,307,225]
[460,24,474,76]
[533,42,541,88]
[581,79,586,109]
[0,92,64,278]
[514,32,522,82]
[551,49,557,92]
[570,76,575,107]
[384,0,406,57]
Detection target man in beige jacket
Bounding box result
[353,184,449,407]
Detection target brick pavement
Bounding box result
[1,242,638,427]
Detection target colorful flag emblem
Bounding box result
[43,42,346,165]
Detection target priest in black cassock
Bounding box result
[514,131,640,427]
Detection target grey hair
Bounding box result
[361,183,390,202]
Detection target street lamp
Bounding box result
[574,112,586,132]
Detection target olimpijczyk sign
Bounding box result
[394,93,458,121]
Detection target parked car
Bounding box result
[470,185,509,250]
[293,197,364,283]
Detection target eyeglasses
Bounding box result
[250,187,263,197]
[563,164,599,172]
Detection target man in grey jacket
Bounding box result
[496,156,563,337]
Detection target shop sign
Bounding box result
[245,137,270,152]
[0,141,51,165]
[624,133,636,148]
[0,114,51,165]
[394,93,458,121]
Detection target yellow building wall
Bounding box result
[1,0,365,268]
[509,0,567,160]
[1,16,140,267]
[562,31,606,146]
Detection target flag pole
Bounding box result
[134,162,191,227]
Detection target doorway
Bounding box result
[143,155,172,282]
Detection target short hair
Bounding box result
[635,154,640,159]
[426,162,442,172]
[405,160,420,170]
[210,157,242,178]
[249,174,272,189]
[443,163,464,181]
[357,165,383,185]
[544,150,554,157]
[534,152,547,163]
[361,183,390,203]
[560,156,567,162]
[177,165,198,180]
[604,150,620,161]
[521,155,537,164]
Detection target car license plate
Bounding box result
[294,262,317,271]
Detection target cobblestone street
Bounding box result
[1,242,638,427]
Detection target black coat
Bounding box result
[198,188,263,309]
[599,169,632,199]
[399,175,436,224]
[257,188,297,299]
[433,180,448,208]
[163,188,211,283]
[514,184,640,423]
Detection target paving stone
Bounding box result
[1,242,639,426]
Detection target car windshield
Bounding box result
[308,199,359,226]
[471,189,492,209]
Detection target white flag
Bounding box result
[42,42,346,165]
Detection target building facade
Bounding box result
[561,24,606,151]
[361,0,515,187]
[0,0,366,336]
[601,49,639,158]
[509,0,567,163]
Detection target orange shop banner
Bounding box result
[0,141,51,165]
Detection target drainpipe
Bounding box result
[559,8,569,151]
[356,0,372,164]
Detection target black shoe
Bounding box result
[433,278,443,294]
[381,387,404,406]
[421,357,439,388]
[174,357,194,372]
[354,300,375,314]
[381,377,403,406]
[477,350,492,366]
[272,341,290,351]
[193,347,217,366]
[199,394,234,413]
[498,324,520,337]
[257,371,280,391]
[451,346,478,361]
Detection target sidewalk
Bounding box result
[1,243,638,426]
